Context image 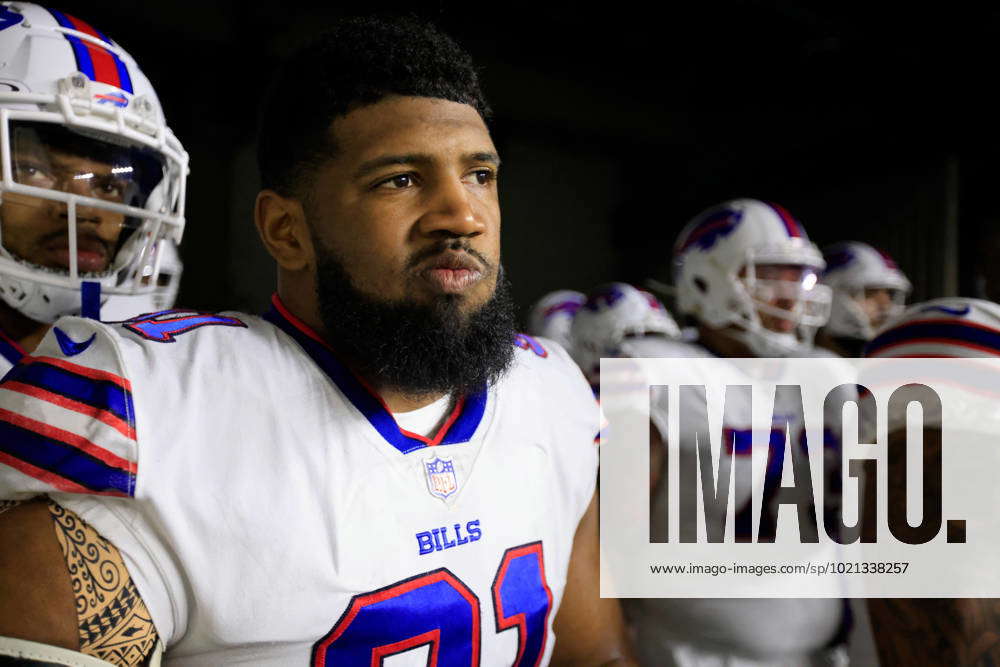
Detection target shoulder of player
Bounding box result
[511,332,568,365]
[619,336,710,359]
[867,297,1000,358]
[27,311,272,382]
[508,333,592,393]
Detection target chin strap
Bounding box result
[0,636,164,667]
[80,282,101,321]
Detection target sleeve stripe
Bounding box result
[27,355,132,391]
[0,406,134,472]
[0,417,133,496]
[1,382,135,440]
[867,321,1000,357]
[0,450,124,496]
[5,359,133,424]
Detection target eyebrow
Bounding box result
[353,151,501,180]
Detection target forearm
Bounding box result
[0,498,158,666]
[868,598,1000,665]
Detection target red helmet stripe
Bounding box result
[62,14,122,91]
[766,201,803,238]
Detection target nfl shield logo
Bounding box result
[424,456,458,500]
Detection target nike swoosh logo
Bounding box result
[54,327,97,357]
[921,305,971,317]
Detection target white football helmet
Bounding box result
[526,289,585,351]
[673,198,831,357]
[100,239,181,320]
[0,3,188,323]
[570,282,681,384]
[821,241,910,341]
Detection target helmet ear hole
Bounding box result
[694,277,708,294]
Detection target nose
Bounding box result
[417,176,484,238]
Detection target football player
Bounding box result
[0,14,634,667]
[526,289,585,352]
[815,242,911,357]
[569,282,680,388]
[626,198,852,666]
[0,2,187,375]
[863,298,1000,664]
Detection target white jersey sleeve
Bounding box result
[865,297,1000,431]
[0,316,142,500]
[866,297,1000,358]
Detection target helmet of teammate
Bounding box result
[0,3,188,323]
[99,238,181,320]
[570,282,681,383]
[673,198,831,357]
[821,241,911,341]
[526,289,585,351]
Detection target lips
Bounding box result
[419,251,485,294]
[44,236,110,273]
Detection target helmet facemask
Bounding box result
[0,109,185,322]
[729,257,832,357]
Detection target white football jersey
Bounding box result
[620,336,846,665]
[0,298,598,666]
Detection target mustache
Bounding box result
[405,239,494,275]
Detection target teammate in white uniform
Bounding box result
[863,297,1000,665]
[0,2,187,375]
[815,242,910,358]
[627,199,850,667]
[569,282,680,388]
[526,289,585,353]
[0,14,633,667]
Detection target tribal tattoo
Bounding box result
[0,500,20,516]
[47,500,158,667]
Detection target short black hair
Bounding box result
[257,15,491,198]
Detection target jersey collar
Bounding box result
[262,294,487,455]
[0,325,27,367]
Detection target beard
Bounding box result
[313,239,517,398]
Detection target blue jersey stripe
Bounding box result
[263,303,487,455]
[866,321,1000,357]
[4,361,131,423]
[0,419,133,495]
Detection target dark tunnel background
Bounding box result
[49,1,1000,322]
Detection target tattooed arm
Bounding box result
[0,498,157,666]
[867,428,1000,665]
[868,598,1000,665]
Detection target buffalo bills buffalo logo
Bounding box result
[677,208,743,253]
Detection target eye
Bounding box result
[376,173,416,190]
[465,169,496,186]
[14,160,53,185]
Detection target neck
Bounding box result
[0,302,48,353]
[380,388,448,413]
[275,284,448,413]
[815,329,863,358]
[697,324,755,358]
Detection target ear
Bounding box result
[254,189,313,272]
